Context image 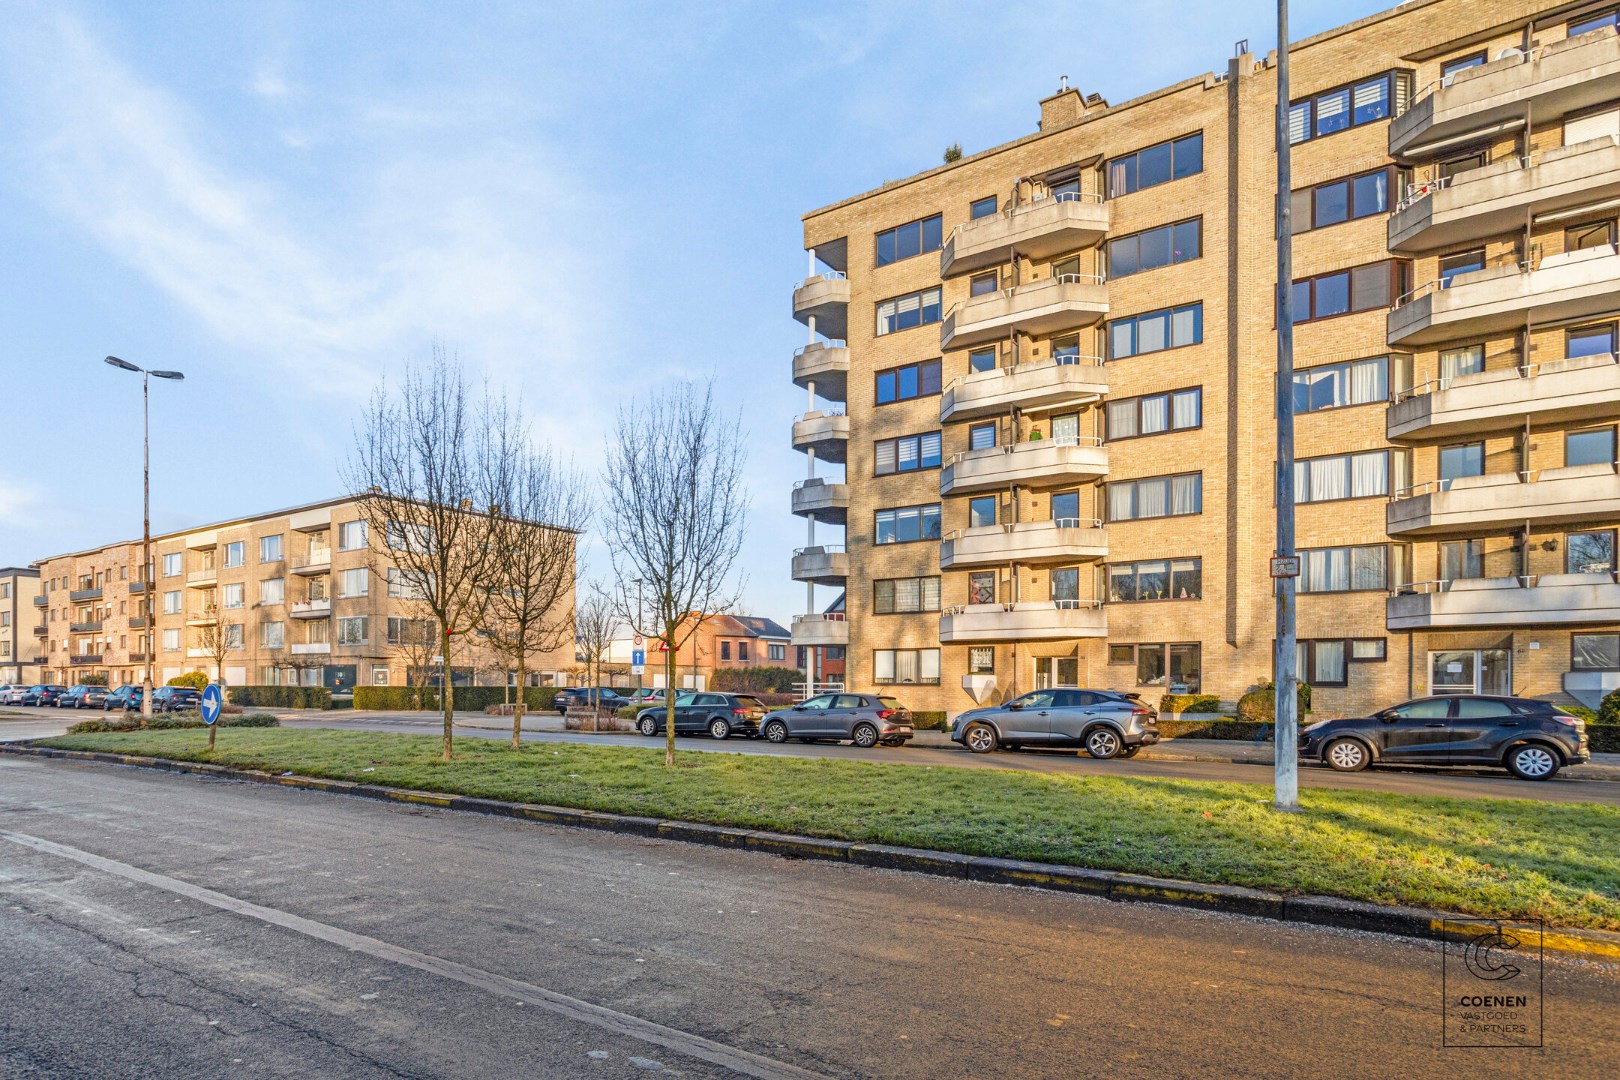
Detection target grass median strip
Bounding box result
[36,728,1620,931]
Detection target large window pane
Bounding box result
[1316,88,1350,135]
[1172,133,1203,179]
[1568,428,1617,468]
[1314,272,1350,317]
[1138,226,1172,271]
[1136,311,1169,353]
[1107,400,1138,439]
[1138,142,1172,188]
[1439,442,1484,481]
[1140,394,1169,434]
[1567,531,1616,573]
[1171,304,1201,347]
[1171,220,1200,261]
[1172,389,1201,429]
[969,496,996,528]
[1137,645,1167,686]
[1351,171,1387,216]
[1573,634,1620,670]
[1352,77,1389,123]
[1108,566,1136,602]
[1313,181,1349,227]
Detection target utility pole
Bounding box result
[1273,0,1301,812]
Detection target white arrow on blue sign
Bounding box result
[200,683,224,726]
[632,649,645,667]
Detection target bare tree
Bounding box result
[344,350,498,761]
[386,602,439,708]
[573,585,618,731]
[603,381,748,765]
[194,602,237,750]
[477,406,588,747]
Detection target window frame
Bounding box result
[1297,544,1401,594]
[873,503,943,545]
[1567,529,1618,574]
[875,213,944,268]
[1290,354,1405,415]
[1291,166,1397,233]
[873,430,943,476]
[1105,472,1203,523]
[1106,217,1202,280]
[871,648,942,686]
[1106,131,1205,198]
[1106,557,1203,603]
[1104,386,1203,441]
[1288,260,1409,325]
[1108,302,1203,360]
[874,358,943,405]
[1287,70,1402,146]
[969,195,997,220]
[1293,449,1406,504]
[872,576,942,615]
[874,287,944,337]
[1572,633,1620,671]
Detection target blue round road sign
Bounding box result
[200,683,224,726]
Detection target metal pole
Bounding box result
[141,371,154,718]
[1273,0,1300,811]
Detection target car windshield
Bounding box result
[733,696,766,710]
[878,697,906,710]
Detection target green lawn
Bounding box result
[36,728,1620,930]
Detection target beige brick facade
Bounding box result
[0,567,45,684]
[792,0,1620,719]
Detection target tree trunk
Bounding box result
[441,625,454,761]
[664,644,676,767]
[512,656,526,749]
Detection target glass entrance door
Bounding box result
[1035,657,1079,689]
[1428,649,1510,695]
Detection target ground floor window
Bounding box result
[873,649,940,685]
[1034,656,1078,688]
[1112,642,1200,692]
[968,647,994,674]
[1573,634,1620,671]
[1428,649,1510,695]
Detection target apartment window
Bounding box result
[1292,356,1404,413]
[1105,388,1201,440]
[305,620,329,645]
[970,271,998,297]
[768,643,786,663]
[386,567,429,600]
[222,583,245,609]
[1568,219,1617,253]
[1290,260,1406,324]
[1440,344,1485,381]
[739,641,749,662]
[1288,72,1398,144]
[338,568,369,598]
[968,347,997,373]
[875,214,943,267]
[260,535,283,563]
[1050,491,1082,523]
[1441,539,1484,581]
[223,624,244,650]
[875,358,942,403]
[1108,558,1202,602]
[260,578,285,605]
[874,504,942,544]
[162,590,182,615]
[874,431,943,475]
[160,628,180,652]
[970,195,997,220]
[1294,449,1405,502]
[1291,168,1393,232]
[1439,249,1486,287]
[873,648,940,685]
[1568,427,1617,467]
[721,641,731,660]
[1107,132,1203,197]
[875,287,943,336]
[1568,530,1617,574]
[873,577,941,614]
[1574,634,1620,670]
[222,542,245,568]
[1107,219,1200,279]
[1299,545,1402,593]
[1106,473,1202,522]
[967,496,997,529]
[1568,323,1617,359]
[968,423,997,451]
[1108,303,1202,360]
[337,616,368,646]
[1297,640,1348,686]
[967,572,996,605]
[1439,442,1485,483]
[968,647,994,674]
[262,621,285,649]
[338,520,367,551]
[386,617,431,646]
[162,553,182,577]
[1441,52,1487,78]
[1126,643,1202,692]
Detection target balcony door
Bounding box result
[1428,649,1510,696]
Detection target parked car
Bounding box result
[104,685,144,711]
[628,689,696,708]
[760,693,914,748]
[554,687,630,714]
[635,693,769,739]
[1300,695,1589,780]
[150,686,202,713]
[20,684,68,707]
[0,684,25,705]
[951,688,1159,758]
[58,685,110,709]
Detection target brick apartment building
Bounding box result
[790,0,1620,718]
[604,613,795,689]
[0,567,44,685]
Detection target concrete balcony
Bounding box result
[288,508,331,533]
[69,653,103,665]
[186,568,218,588]
[32,594,47,607]
[1388,247,1620,348]
[791,410,849,464]
[790,613,848,648]
[791,546,848,586]
[1390,137,1620,254]
[32,624,47,637]
[1390,27,1620,158]
[791,479,848,525]
[941,274,1107,350]
[940,357,1107,422]
[186,648,212,658]
[186,610,219,626]
[1387,353,1620,441]
[938,601,1107,644]
[791,273,849,340]
[290,551,332,575]
[69,621,103,633]
[940,519,1108,570]
[1387,573,1620,630]
[941,194,1110,277]
[291,642,332,656]
[1386,463,1620,537]
[791,341,848,402]
[941,438,1107,496]
[290,598,332,620]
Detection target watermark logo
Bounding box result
[1442,919,1543,1048]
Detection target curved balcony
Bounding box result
[941,274,1107,351]
[1388,248,1620,348]
[1391,27,1620,158]
[941,356,1107,422]
[791,546,848,586]
[940,519,1108,570]
[1387,352,1620,441]
[792,273,850,340]
[1388,573,1620,630]
[791,479,848,525]
[791,340,849,402]
[941,194,1110,277]
[791,613,849,647]
[1390,137,1620,254]
[939,601,1106,644]
[1386,463,1620,537]
[791,410,849,464]
[941,437,1108,496]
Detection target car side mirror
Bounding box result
[1378,711,1398,723]
[792,705,805,711]
[1007,701,1024,711]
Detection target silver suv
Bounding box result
[951,688,1159,758]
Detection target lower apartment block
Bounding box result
[789,0,1620,718]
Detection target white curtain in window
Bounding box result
[1440,346,1484,381]
[1137,312,1168,353]
[1307,457,1348,502]
[1140,395,1169,434]
[1314,640,1346,683]
[920,650,941,681]
[874,651,895,681]
[1350,357,1387,404]
[1172,473,1201,515]
[1110,321,1135,359]
[1108,483,1134,521]
[1351,451,1388,497]
[1305,549,1349,592]
[894,650,920,683]
[1172,390,1200,429]
[921,578,940,610]
[895,578,921,611]
[1107,159,1131,196]
[1107,400,1138,439]
[1171,306,1198,347]
[1051,414,1080,443]
[1138,478,1168,519]
[1351,546,1386,590]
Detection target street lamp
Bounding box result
[106,356,185,717]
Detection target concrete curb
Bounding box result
[8,743,1619,964]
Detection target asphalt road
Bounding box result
[2,755,1616,1079]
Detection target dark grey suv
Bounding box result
[951,688,1159,758]
[1300,695,1589,780]
[759,693,914,748]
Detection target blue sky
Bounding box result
[0,0,1378,621]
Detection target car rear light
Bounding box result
[1131,706,1152,716]
[877,709,894,720]
[732,708,747,716]
[1550,714,1582,730]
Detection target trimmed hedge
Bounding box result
[1236,681,1312,722]
[67,712,280,734]
[1590,723,1620,755]
[908,712,948,730]
[229,686,333,709]
[710,667,806,693]
[1158,718,1277,741]
[167,671,209,690]
[1158,693,1221,715]
[1599,689,1620,727]
[352,686,559,712]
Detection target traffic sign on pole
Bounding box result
[632,649,645,668]
[200,683,223,726]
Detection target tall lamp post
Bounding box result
[1272,0,1301,811]
[105,356,185,718]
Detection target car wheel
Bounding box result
[851,723,879,748]
[1118,745,1140,759]
[1324,738,1370,772]
[962,722,998,754]
[637,716,657,737]
[1505,743,1560,781]
[708,718,732,740]
[880,738,905,748]
[1085,727,1123,760]
[763,720,788,743]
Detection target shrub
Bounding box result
[81,673,109,687]
[67,713,280,735]
[908,711,949,730]
[1589,724,1620,754]
[1563,703,1597,723]
[710,667,805,694]
[168,671,209,690]
[351,685,558,712]
[1598,688,1620,727]
[1236,680,1311,723]
[1157,718,1271,741]
[229,686,333,709]
[1158,693,1221,715]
